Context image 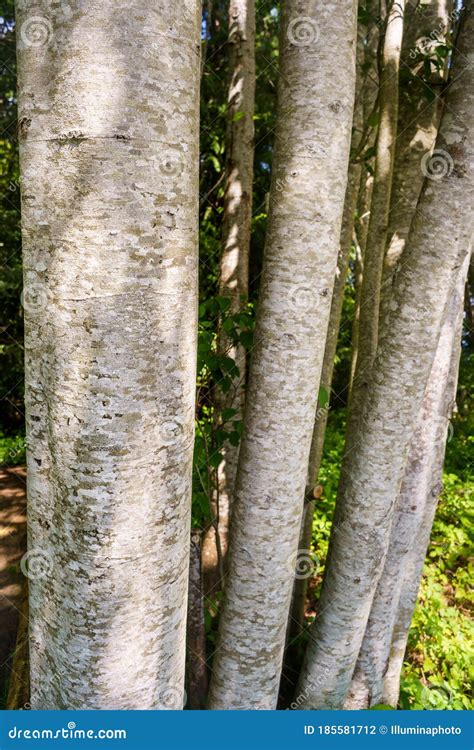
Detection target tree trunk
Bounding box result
[380,0,452,316]
[16,0,200,709]
[289,136,363,641]
[382,264,466,708]
[186,532,209,709]
[348,0,405,422]
[346,254,467,708]
[207,0,357,710]
[349,9,379,389]
[201,0,255,596]
[296,4,473,707]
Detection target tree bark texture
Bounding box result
[381,0,452,316]
[348,0,405,425]
[16,0,201,709]
[207,0,357,710]
[346,254,467,708]
[289,54,365,640]
[296,4,473,707]
[349,13,379,388]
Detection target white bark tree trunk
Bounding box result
[346,255,467,708]
[201,0,256,593]
[381,0,452,315]
[207,0,357,710]
[349,15,379,388]
[296,4,473,707]
[347,0,405,434]
[17,0,201,709]
[289,66,364,639]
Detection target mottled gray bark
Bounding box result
[17,0,201,709]
[349,0,405,418]
[296,5,473,707]
[202,0,255,594]
[349,13,379,389]
[346,255,467,708]
[381,0,452,316]
[289,126,363,641]
[382,291,466,707]
[208,0,357,710]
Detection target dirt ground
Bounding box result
[0,466,27,699]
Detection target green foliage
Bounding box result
[192,296,255,529]
[370,704,395,710]
[0,8,23,432]
[0,429,25,465]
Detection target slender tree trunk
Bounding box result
[201,0,256,595]
[380,0,452,316]
[186,532,208,709]
[349,221,365,388]
[348,0,405,420]
[349,14,379,389]
[289,134,363,641]
[346,255,467,708]
[345,1,458,707]
[207,0,357,710]
[296,5,473,707]
[16,0,200,709]
[382,269,466,708]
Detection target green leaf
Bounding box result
[367,111,380,128]
[370,704,395,710]
[318,386,329,407]
[221,408,238,421]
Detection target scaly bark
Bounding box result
[16,0,200,708]
[296,4,473,707]
[208,0,357,710]
[350,11,379,389]
[202,0,256,595]
[346,254,467,708]
[289,127,363,641]
[382,270,466,707]
[349,0,405,419]
[381,0,452,315]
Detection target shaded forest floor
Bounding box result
[0,465,26,706]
